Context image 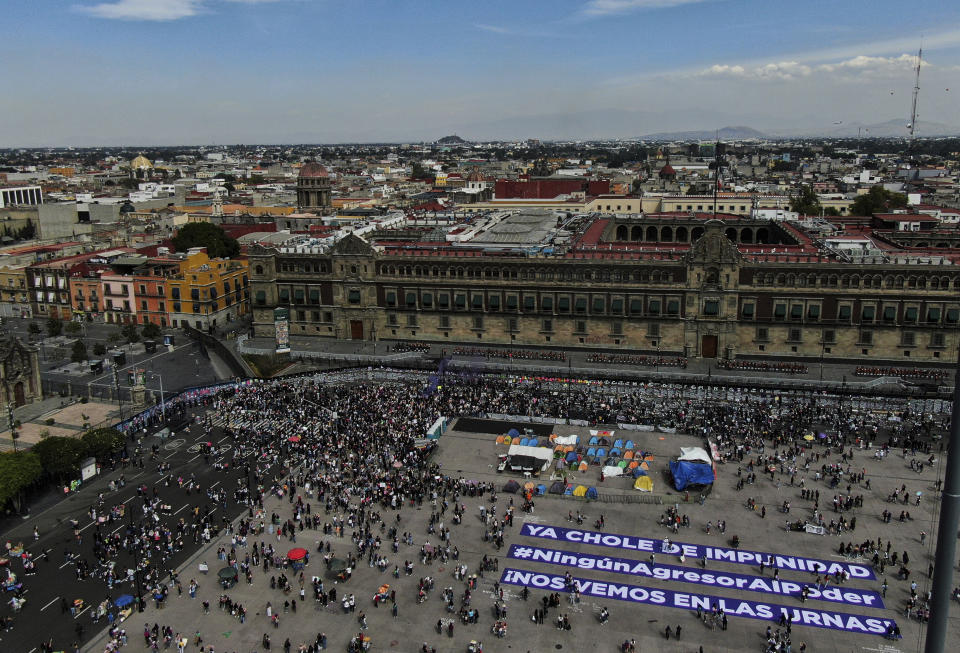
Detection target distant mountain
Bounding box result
[436,134,470,144]
[639,125,767,141]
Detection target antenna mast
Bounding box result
[908,47,922,138]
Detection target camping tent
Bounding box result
[549,481,566,494]
[668,460,715,490]
[535,484,546,496]
[601,465,624,478]
[678,447,712,465]
[585,487,599,500]
[507,428,520,437]
[633,476,654,492]
[503,479,521,493]
[631,467,647,478]
[572,485,587,497]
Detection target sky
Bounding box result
[4,0,960,145]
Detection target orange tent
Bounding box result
[496,436,505,445]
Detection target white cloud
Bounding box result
[77,0,204,20]
[475,23,512,35]
[700,61,812,81]
[581,0,709,17]
[76,0,280,21]
[698,54,926,81]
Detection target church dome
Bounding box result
[299,162,330,178]
[129,154,152,169]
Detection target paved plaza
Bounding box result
[82,412,955,653]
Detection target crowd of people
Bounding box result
[854,367,949,381]
[717,360,808,374]
[585,353,688,368]
[6,367,949,652]
[452,347,566,362]
[390,342,432,354]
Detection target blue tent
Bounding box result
[507,428,520,437]
[585,487,599,500]
[519,437,529,446]
[115,594,135,608]
[632,468,648,478]
[624,440,635,450]
[588,436,599,446]
[669,460,714,490]
[565,451,579,463]
[535,484,546,496]
[564,484,574,495]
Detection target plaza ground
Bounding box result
[81,416,954,653]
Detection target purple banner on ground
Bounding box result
[500,568,897,636]
[520,523,875,580]
[507,544,883,608]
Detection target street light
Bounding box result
[148,372,166,423]
[112,366,124,421]
[7,404,17,452]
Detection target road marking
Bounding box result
[174,504,189,516]
[78,521,96,533]
[218,435,230,443]
[210,481,221,489]
[40,596,59,611]
[188,454,201,463]
[73,605,90,619]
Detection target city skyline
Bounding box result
[4,0,960,146]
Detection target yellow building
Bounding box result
[159,249,249,330]
[0,265,31,318]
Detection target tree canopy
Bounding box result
[172,222,239,259]
[789,184,822,216]
[81,428,124,462]
[0,451,42,513]
[849,185,908,216]
[32,436,87,483]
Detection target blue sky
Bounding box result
[5,0,960,145]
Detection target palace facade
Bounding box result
[248,211,960,364]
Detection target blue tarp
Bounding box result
[669,460,714,490]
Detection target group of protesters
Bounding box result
[10,367,946,653]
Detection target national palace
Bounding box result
[248,208,960,364]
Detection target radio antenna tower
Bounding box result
[908,46,922,138]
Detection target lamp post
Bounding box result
[150,372,166,423]
[7,404,17,452]
[112,366,124,421]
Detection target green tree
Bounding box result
[64,320,83,337]
[120,322,140,344]
[17,220,36,240]
[0,451,42,513]
[32,436,87,483]
[171,222,240,259]
[93,343,107,356]
[849,185,908,216]
[46,316,63,337]
[789,184,822,216]
[142,322,162,339]
[28,322,41,338]
[71,339,88,363]
[81,427,124,462]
